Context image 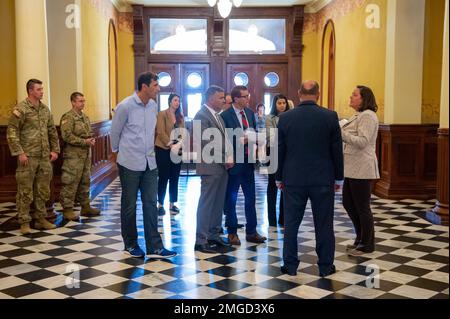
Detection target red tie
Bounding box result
[240,111,249,155]
[240,111,249,130]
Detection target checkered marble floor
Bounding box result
[0,173,448,299]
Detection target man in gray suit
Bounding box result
[194,85,234,254]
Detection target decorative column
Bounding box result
[46,0,81,123]
[428,0,449,225]
[15,0,51,105]
[374,0,439,199]
[384,0,425,124]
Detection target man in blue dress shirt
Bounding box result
[111,72,177,259]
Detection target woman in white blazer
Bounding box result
[341,86,380,256]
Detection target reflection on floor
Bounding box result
[0,173,448,299]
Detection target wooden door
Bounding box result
[227,63,288,112]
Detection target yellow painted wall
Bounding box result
[0,0,134,124]
[0,0,17,125]
[118,26,135,102]
[422,0,445,124]
[80,1,134,119]
[81,0,112,122]
[302,0,387,121]
[302,32,320,84]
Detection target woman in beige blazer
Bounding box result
[341,86,379,256]
[155,93,185,216]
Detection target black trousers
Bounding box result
[267,173,284,226]
[343,178,375,252]
[155,146,181,204]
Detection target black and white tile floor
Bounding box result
[0,173,448,299]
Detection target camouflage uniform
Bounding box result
[59,109,93,209]
[7,99,60,225]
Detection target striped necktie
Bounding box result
[240,110,249,155]
[240,110,249,130]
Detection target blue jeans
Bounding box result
[224,164,258,235]
[118,164,163,253]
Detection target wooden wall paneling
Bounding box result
[0,121,117,204]
[133,5,147,83]
[211,18,226,86]
[374,124,438,200]
[288,5,304,104]
[0,127,17,202]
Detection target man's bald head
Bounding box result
[298,80,320,102]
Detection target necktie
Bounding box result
[240,111,249,155]
[240,111,249,130]
[215,113,225,133]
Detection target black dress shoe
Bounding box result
[346,240,361,251]
[348,245,375,256]
[319,265,336,277]
[215,245,236,254]
[194,243,218,254]
[280,265,297,276]
[208,237,231,247]
[169,205,180,215]
[237,223,244,228]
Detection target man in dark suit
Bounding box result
[276,80,343,277]
[194,85,234,254]
[221,86,267,245]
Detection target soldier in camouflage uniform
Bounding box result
[7,79,60,235]
[60,92,100,220]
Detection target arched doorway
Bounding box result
[108,20,118,119]
[320,20,336,110]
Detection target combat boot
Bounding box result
[34,218,56,230]
[63,208,80,221]
[80,204,101,216]
[20,223,31,235]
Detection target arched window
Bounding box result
[108,20,118,119]
[321,20,336,110]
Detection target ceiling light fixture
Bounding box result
[207,0,243,19]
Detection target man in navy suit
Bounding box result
[276,81,343,277]
[221,86,267,245]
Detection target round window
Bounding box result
[264,72,280,87]
[187,72,203,88]
[233,72,249,86]
[158,72,172,87]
